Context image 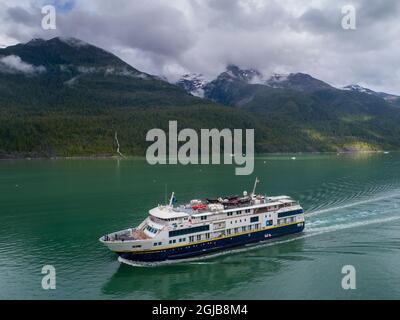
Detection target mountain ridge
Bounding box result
[342,84,400,105]
[177,64,400,152]
[1,38,400,157]
[177,68,400,106]
[0,37,207,111]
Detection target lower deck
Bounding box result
[117,221,305,262]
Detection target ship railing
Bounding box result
[102,228,149,242]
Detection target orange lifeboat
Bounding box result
[192,205,208,210]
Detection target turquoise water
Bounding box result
[1,153,400,299]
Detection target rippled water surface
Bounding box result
[1,153,400,299]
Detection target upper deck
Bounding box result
[149,194,299,222]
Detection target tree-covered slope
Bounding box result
[0,37,206,110]
[1,38,400,158]
[197,66,400,152]
[0,38,266,157]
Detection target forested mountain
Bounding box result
[179,66,400,152]
[1,37,400,158]
[0,38,266,158]
[0,37,205,110]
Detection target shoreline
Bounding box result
[0,150,395,161]
[0,154,122,161]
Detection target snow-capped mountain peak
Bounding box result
[58,37,90,48]
[265,73,290,87]
[342,84,399,103]
[223,65,263,83]
[342,84,374,94]
[265,72,333,92]
[176,73,208,98]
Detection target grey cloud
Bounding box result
[6,6,38,26]
[3,5,43,42]
[297,7,341,33]
[1,0,400,94]
[57,1,195,58]
[359,0,400,22]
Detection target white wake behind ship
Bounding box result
[100,179,305,262]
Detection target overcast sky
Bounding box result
[1,0,400,94]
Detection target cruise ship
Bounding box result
[100,179,305,262]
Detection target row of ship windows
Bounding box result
[168,217,262,244]
[225,223,262,235]
[196,209,254,222]
[229,216,260,225]
[229,212,298,227]
[155,218,299,247]
[169,225,210,237]
[157,222,271,247]
[211,204,295,220]
[278,217,297,225]
[146,225,158,234]
[152,218,298,247]
[167,215,264,240]
[227,209,252,217]
[171,242,218,251]
[257,203,296,214]
[160,204,298,225]
[166,233,212,246]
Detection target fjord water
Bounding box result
[1,153,400,300]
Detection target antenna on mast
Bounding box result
[165,184,168,205]
[252,177,260,196]
[169,192,176,206]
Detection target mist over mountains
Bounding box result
[176,65,400,107]
[1,37,400,158]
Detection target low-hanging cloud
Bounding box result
[1,0,400,93]
[0,55,46,74]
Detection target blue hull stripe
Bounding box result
[118,223,305,262]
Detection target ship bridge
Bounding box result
[149,206,189,221]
